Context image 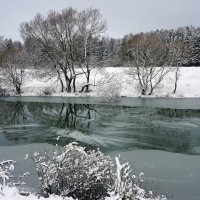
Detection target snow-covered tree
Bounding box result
[190,34,200,66]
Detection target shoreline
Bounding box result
[1,95,200,109]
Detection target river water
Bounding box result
[0,96,200,200]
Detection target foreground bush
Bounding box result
[0,143,167,199]
[32,143,167,200]
[32,143,114,199]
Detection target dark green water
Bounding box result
[0,97,200,200]
[0,97,200,155]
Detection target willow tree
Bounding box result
[20,7,106,93]
[126,33,171,95]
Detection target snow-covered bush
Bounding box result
[32,143,115,199]
[0,144,167,200]
[31,143,167,200]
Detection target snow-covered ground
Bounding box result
[0,186,73,200]
[5,67,200,98]
[0,186,165,200]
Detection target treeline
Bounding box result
[0,7,200,95]
[120,26,200,66]
[1,26,200,68]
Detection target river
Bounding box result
[0,96,200,200]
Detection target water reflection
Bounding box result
[0,100,200,155]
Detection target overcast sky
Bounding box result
[1,0,200,41]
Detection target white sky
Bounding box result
[0,0,200,42]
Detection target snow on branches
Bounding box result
[0,159,30,197]
[31,142,167,200]
[0,160,16,186]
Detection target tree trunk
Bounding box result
[72,77,76,93]
[63,72,72,93]
[56,70,64,92]
[148,89,153,95]
[173,67,179,94]
[85,72,90,92]
[148,77,153,95]
[66,80,72,93]
[79,84,92,93]
[60,79,64,93]
[15,84,21,95]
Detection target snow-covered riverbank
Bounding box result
[0,186,74,200]
[0,186,166,200]
[3,67,200,99]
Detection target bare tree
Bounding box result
[78,36,120,93]
[76,9,107,92]
[0,49,28,94]
[20,9,77,92]
[20,7,106,93]
[126,33,171,95]
[169,37,190,94]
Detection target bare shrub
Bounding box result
[37,86,55,96]
[96,70,121,102]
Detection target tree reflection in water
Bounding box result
[0,100,200,154]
